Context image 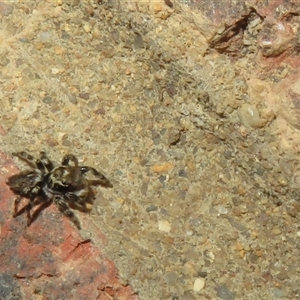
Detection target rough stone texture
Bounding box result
[0,0,300,299]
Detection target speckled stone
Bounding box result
[0,1,300,299]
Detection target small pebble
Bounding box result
[165,272,177,286]
[216,285,235,300]
[146,205,158,212]
[272,228,281,235]
[237,104,264,128]
[164,0,173,8]
[42,96,53,104]
[51,68,60,75]
[193,278,205,292]
[216,204,228,215]
[152,162,174,173]
[79,92,90,100]
[133,33,144,49]
[178,169,187,177]
[271,287,287,298]
[83,23,91,33]
[39,31,51,42]
[54,45,64,55]
[92,27,101,39]
[158,220,171,233]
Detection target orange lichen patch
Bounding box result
[151,162,174,173]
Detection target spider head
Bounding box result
[47,165,82,191]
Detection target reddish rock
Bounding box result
[188,0,299,58]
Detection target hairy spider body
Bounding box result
[6,152,113,229]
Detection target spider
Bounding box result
[6,151,113,229]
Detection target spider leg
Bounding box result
[12,152,37,169]
[25,199,35,226]
[13,184,40,223]
[65,192,86,209]
[62,154,78,167]
[13,196,22,217]
[53,196,81,229]
[36,152,54,172]
[13,194,39,225]
[12,151,53,173]
[26,185,42,226]
[80,166,113,188]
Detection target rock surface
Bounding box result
[0,0,300,299]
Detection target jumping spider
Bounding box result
[6,152,113,229]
